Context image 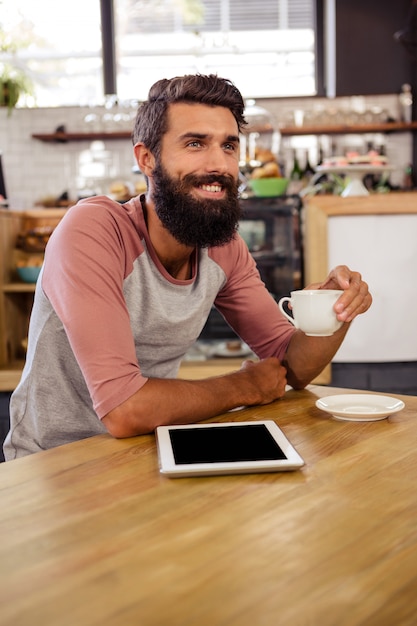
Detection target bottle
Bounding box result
[290,151,303,181]
[403,163,414,190]
[399,84,413,123]
[302,150,315,183]
[288,150,304,194]
[317,144,325,166]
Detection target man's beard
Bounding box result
[151,161,242,248]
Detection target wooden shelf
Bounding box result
[280,121,417,136]
[31,131,132,142]
[2,283,37,293]
[0,364,24,392]
[0,209,67,387]
[31,122,417,143]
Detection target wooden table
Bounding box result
[1,385,416,626]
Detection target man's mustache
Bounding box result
[180,173,238,192]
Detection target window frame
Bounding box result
[100,0,322,101]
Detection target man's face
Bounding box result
[150,102,242,248]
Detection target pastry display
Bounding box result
[16,226,54,253]
[322,150,388,168]
[251,160,282,179]
[248,151,288,197]
[135,178,147,195]
[35,190,75,208]
[109,180,133,202]
[16,256,43,269]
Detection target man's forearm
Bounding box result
[102,357,288,438]
[283,324,351,389]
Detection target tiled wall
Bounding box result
[0,93,412,209]
[0,105,138,209]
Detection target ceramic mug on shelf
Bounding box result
[278,289,344,337]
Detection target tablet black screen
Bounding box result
[169,424,287,464]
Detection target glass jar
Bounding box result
[240,100,281,171]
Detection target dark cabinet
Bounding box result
[331,0,413,96]
[239,195,303,299]
[199,195,303,340]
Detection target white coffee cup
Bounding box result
[278,289,344,336]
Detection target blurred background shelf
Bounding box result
[280,121,417,136]
[32,131,132,142]
[31,123,417,143]
[2,283,37,293]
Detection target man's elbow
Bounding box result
[284,363,311,390]
[101,406,154,439]
[287,375,309,391]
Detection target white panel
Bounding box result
[328,214,417,362]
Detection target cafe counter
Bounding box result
[303,192,417,363]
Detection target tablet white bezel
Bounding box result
[156,420,304,477]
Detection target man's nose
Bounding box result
[204,145,229,173]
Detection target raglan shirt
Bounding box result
[4,195,296,460]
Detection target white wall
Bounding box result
[0,93,413,209]
[328,214,417,362]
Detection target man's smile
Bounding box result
[199,183,223,193]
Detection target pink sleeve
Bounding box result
[210,237,296,361]
[42,200,148,418]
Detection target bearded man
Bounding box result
[4,74,372,460]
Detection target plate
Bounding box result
[316,165,392,174]
[315,394,405,422]
[213,341,253,358]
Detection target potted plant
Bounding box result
[0,64,32,113]
[0,24,33,115]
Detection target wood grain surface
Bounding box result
[1,385,416,626]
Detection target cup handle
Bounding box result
[278,297,296,326]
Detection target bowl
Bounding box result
[249,177,289,197]
[16,265,42,283]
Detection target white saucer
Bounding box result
[315,394,405,422]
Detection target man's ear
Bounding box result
[134,143,155,179]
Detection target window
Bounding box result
[0,0,316,108]
[116,0,316,100]
[0,0,102,107]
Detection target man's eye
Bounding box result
[187,140,202,148]
[224,143,237,151]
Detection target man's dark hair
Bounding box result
[132,74,247,158]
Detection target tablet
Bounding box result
[156,420,304,477]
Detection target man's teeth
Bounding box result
[201,184,222,192]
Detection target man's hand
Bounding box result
[307,264,372,323]
[239,357,288,405]
[284,264,372,390]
